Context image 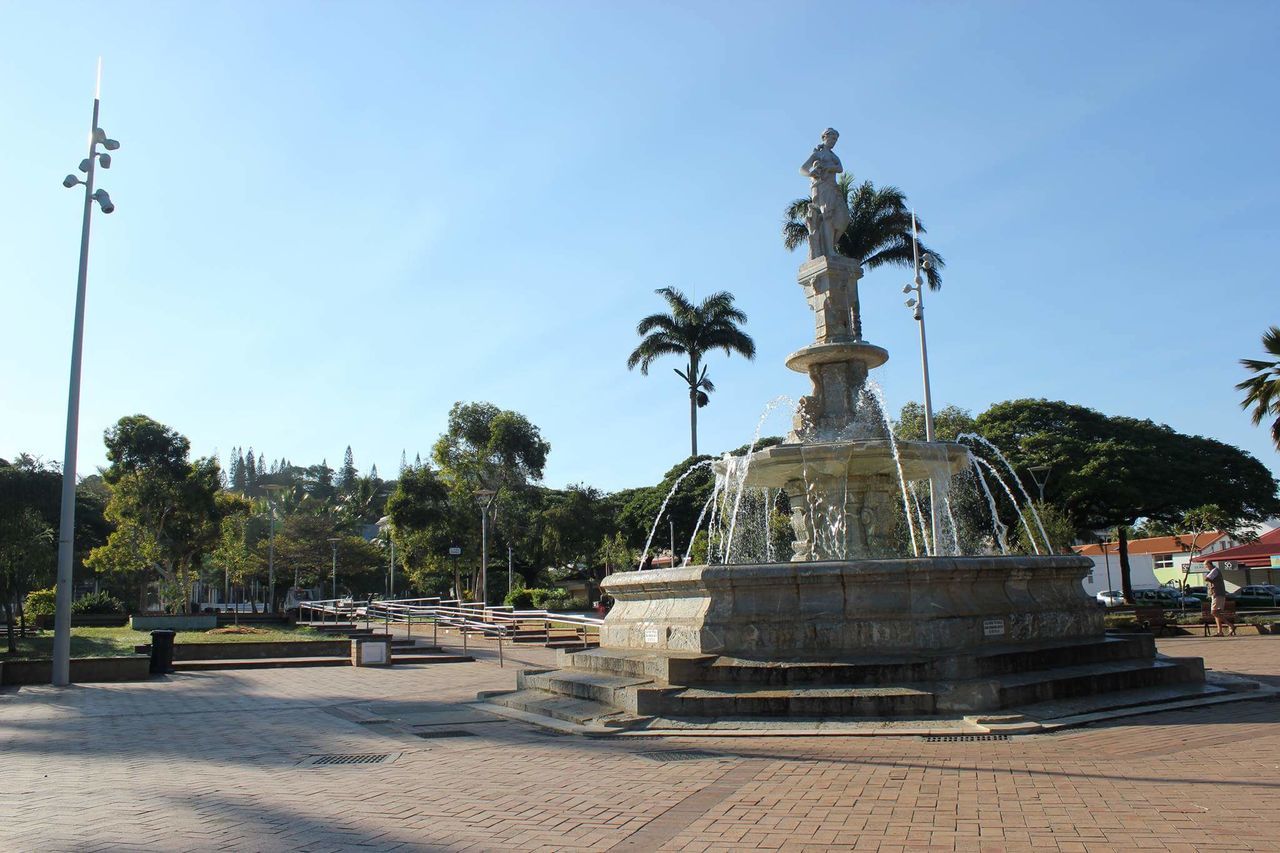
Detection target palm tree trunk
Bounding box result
[688,357,699,457]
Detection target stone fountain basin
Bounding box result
[599,556,1102,658]
[738,439,971,488]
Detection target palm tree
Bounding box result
[627,287,756,457]
[783,173,945,289]
[1238,325,1280,450]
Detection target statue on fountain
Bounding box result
[799,128,851,260]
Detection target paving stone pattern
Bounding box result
[1,633,1278,851]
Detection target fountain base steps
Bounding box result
[480,635,1211,729]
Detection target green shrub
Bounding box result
[24,587,57,618]
[1103,614,1139,631]
[530,588,574,611]
[504,587,534,609]
[71,591,125,614]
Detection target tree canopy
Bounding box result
[1238,325,1280,451]
[974,399,1280,531]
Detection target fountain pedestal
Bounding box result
[599,556,1102,657]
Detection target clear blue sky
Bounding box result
[3,2,1278,491]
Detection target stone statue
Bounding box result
[799,128,851,260]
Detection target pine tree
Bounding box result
[414,452,421,468]
[256,453,266,479]
[399,450,407,475]
[230,447,246,492]
[340,446,357,491]
[370,463,379,481]
[244,446,257,492]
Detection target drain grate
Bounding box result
[305,753,395,766]
[356,719,392,725]
[414,729,477,739]
[637,750,725,762]
[922,734,1010,742]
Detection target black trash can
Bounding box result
[149,629,177,674]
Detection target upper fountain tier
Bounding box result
[732,127,968,561]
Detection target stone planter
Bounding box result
[33,613,129,629]
[1,655,150,685]
[600,555,1101,658]
[130,614,217,631]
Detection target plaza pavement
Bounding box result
[1,633,1278,852]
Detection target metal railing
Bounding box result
[297,596,604,666]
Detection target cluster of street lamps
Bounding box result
[51,64,120,688]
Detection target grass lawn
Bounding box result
[2,624,327,660]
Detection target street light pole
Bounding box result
[1028,464,1052,504]
[474,489,496,605]
[52,61,120,687]
[1100,539,1113,596]
[327,538,341,600]
[263,484,285,612]
[903,212,941,555]
[507,544,513,596]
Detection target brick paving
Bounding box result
[1,633,1278,851]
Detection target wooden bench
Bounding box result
[1201,601,1237,637]
[1133,606,1171,636]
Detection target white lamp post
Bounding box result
[52,61,120,687]
[1028,464,1052,504]
[262,484,286,612]
[327,537,341,600]
[474,489,497,605]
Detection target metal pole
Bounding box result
[52,89,103,687]
[389,539,395,599]
[332,542,337,600]
[1102,542,1113,596]
[507,544,513,595]
[909,212,942,555]
[267,503,276,613]
[480,506,488,605]
[670,521,676,568]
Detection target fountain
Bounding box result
[484,128,1210,730]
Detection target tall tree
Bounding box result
[783,173,945,289]
[243,446,257,493]
[229,447,246,492]
[432,402,550,492]
[86,415,224,612]
[339,446,357,492]
[626,287,756,457]
[1238,325,1280,451]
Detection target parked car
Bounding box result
[1133,588,1200,608]
[1185,585,1208,599]
[1096,590,1125,607]
[1228,585,1280,608]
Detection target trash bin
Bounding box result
[149,629,176,674]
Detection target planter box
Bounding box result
[33,613,129,629]
[1,655,150,686]
[132,640,350,660]
[130,614,217,631]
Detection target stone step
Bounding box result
[698,636,1153,687]
[393,653,474,665]
[1014,680,1229,723]
[560,647,714,682]
[174,657,350,670]
[664,683,939,717]
[520,670,654,705]
[992,658,1201,708]
[486,689,624,725]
